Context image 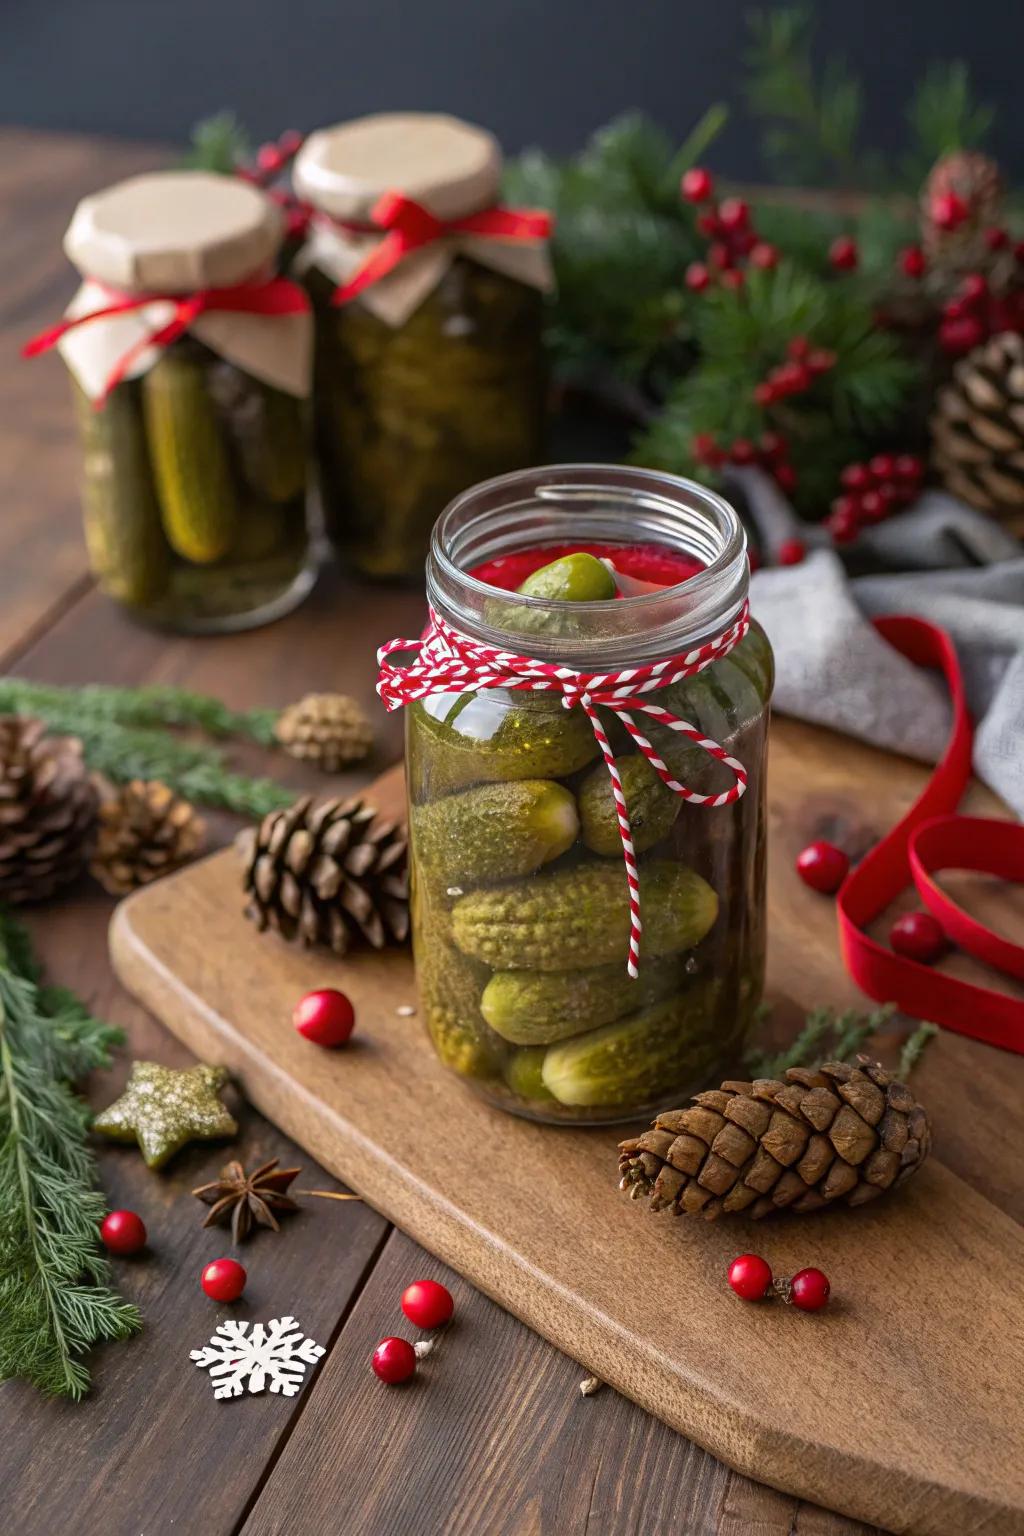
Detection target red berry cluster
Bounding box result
[826,453,924,545]
[938,269,1024,356]
[753,335,836,406]
[693,428,797,495]
[681,168,778,292]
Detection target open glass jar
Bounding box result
[404,465,773,1126]
[51,172,316,633]
[294,113,550,579]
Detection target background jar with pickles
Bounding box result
[403,465,773,1127]
[293,112,552,581]
[50,171,316,632]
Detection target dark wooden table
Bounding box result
[1,128,886,1536]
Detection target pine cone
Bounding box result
[0,716,98,904]
[921,149,1004,263]
[238,794,408,953]
[618,1056,930,1220]
[275,693,373,772]
[931,331,1024,533]
[90,779,206,896]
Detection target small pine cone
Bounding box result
[90,779,206,896]
[618,1056,931,1221]
[931,331,1024,532]
[0,715,98,904]
[921,149,1005,263]
[238,794,408,954]
[275,693,373,772]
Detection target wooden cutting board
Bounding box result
[109,718,1024,1536]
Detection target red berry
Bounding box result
[787,335,810,360]
[1014,242,1024,265]
[278,129,304,155]
[718,197,749,232]
[708,241,733,271]
[729,438,756,465]
[806,348,837,375]
[293,988,356,1048]
[692,432,722,466]
[893,454,923,483]
[759,431,788,463]
[868,453,896,481]
[773,462,798,494]
[256,143,284,174]
[372,1336,417,1384]
[890,910,947,964]
[777,537,806,566]
[685,262,711,292]
[201,1257,247,1302]
[858,489,887,525]
[753,381,776,406]
[827,503,862,545]
[696,211,720,237]
[730,228,758,256]
[795,840,849,894]
[728,1253,773,1301]
[749,241,779,270]
[840,462,873,492]
[681,167,714,203]
[940,316,985,355]
[788,1267,831,1312]
[829,236,859,271]
[720,269,745,290]
[960,272,989,304]
[401,1279,454,1330]
[773,361,810,395]
[100,1209,147,1255]
[931,191,968,231]
[900,245,926,278]
[984,226,1009,251]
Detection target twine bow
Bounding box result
[378,603,750,976]
[22,276,311,407]
[330,191,552,306]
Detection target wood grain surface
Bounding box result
[0,127,1019,1536]
[110,741,1024,1536]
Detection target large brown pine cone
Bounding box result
[0,715,98,904]
[931,331,1024,532]
[275,693,373,773]
[90,778,206,896]
[239,794,408,954]
[618,1056,931,1220]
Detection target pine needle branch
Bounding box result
[898,1022,938,1080]
[0,679,280,746]
[746,1003,895,1080]
[182,110,251,175]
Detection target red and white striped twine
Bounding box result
[377,602,750,977]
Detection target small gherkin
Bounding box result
[618,1056,931,1221]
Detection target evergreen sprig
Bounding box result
[746,1003,895,1082]
[0,910,141,1399]
[182,110,251,175]
[0,680,280,746]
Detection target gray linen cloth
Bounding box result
[729,469,1024,817]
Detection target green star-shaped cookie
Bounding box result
[93,1062,238,1169]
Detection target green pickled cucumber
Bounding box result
[452,859,718,971]
[502,1045,556,1102]
[233,385,307,505]
[410,695,599,798]
[541,981,722,1107]
[412,779,579,887]
[481,957,682,1045]
[143,351,239,564]
[73,378,171,607]
[579,753,680,857]
[416,924,504,1080]
[517,552,616,602]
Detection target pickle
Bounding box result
[412,779,578,887]
[409,694,599,798]
[541,982,721,1107]
[502,1046,556,1102]
[73,378,171,607]
[208,363,307,505]
[143,351,239,563]
[579,753,680,857]
[480,957,682,1045]
[230,502,289,563]
[452,859,718,971]
[418,938,504,1079]
[517,552,616,602]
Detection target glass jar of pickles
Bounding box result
[294,113,551,580]
[42,172,316,632]
[384,465,773,1126]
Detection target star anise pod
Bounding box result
[192,1157,301,1243]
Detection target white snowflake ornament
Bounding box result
[190,1316,325,1400]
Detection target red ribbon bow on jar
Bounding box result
[378,602,750,977]
[330,191,552,306]
[22,276,310,407]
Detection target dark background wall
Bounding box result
[3,0,1021,181]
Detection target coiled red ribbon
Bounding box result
[378,602,750,977]
[331,191,552,306]
[839,615,1024,1053]
[22,276,311,407]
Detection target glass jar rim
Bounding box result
[427,463,749,667]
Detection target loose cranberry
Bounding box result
[728,1253,773,1301]
[795,840,849,894]
[201,1258,247,1302]
[401,1280,454,1330]
[372,1336,418,1384]
[788,1268,831,1312]
[890,910,947,964]
[100,1210,147,1255]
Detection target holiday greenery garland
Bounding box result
[0,910,141,1398]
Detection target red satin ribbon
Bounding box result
[330,190,552,306]
[838,614,1024,1052]
[22,276,310,407]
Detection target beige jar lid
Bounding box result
[63,171,283,292]
[294,112,502,223]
